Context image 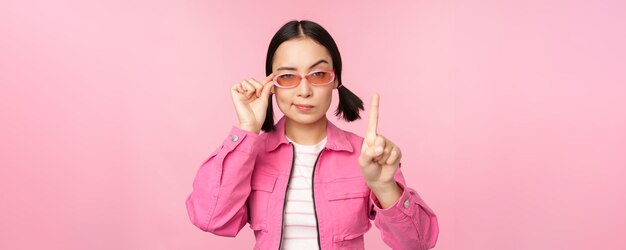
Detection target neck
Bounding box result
[285,116,328,145]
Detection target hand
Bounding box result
[230,73,275,134]
[358,93,402,187]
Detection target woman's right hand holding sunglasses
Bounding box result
[230,73,275,134]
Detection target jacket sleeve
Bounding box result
[185,126,260,237]
[368,164,439,250]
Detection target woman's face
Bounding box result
[271,37,338,125]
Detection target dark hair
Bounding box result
[261,20,364,132]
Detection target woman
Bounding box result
[186,20,439,250]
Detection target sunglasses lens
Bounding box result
[308,71,333,85]
[275,74,300,87]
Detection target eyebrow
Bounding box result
[276,59,330,71]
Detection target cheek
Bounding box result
[313,91,334,113]
[321,90,334,104]
[274,92,291,108]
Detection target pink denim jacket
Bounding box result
[186,116,439,249]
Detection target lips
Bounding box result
[294,104,314,112]
[294,104,314,108]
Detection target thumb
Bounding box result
[359,144,383,166]
[260,79,274,100]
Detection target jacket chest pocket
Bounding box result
[324,177,372,242]
[248,171,278,232]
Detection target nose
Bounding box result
[296,76,312,97]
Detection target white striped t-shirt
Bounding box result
[281,136,327,250]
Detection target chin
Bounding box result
[286,111,326,125]
[292,114,323,124]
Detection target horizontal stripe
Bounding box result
[288,186,311,192]
[295,151,321,155]
[286,199,312,203]
[290,175,310,179]
[285,211,315,215]
[283,236,318,240]
[284,224,317,227]
[295,163,314,168]
[286,188,312,193]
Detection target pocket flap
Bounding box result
[325,178,370,201]
[332,223,372,242]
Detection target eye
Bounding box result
[279,74,296,79]
[310,71,327,78]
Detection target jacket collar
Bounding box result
[265,116,354,153]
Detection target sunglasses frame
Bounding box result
[272,70,336,89]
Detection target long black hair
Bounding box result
[261,20,364,132]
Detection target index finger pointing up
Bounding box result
[367,93,380,139]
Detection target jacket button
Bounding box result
[231,135,239,142]
[404,199,410,209]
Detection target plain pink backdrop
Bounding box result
[1,0,625,249]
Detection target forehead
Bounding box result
[272,37,332,70]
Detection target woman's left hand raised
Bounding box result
[358,93,402,189]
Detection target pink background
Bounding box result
[1,0,625,249]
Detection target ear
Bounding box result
[270,85,275,94]
[334,79,339,89]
